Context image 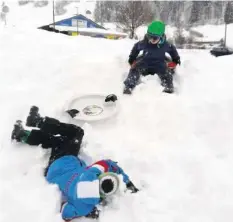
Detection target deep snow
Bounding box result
[1,3,233,222]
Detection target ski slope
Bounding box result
[1,5,233,222]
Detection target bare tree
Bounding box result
[94,1,118,25]
[189,1,202,25]
[115,1,154,39]
[94,1,103,24]
[55,0,70,16]
[18,0,31,6]
[34,1,49,8]
[93,1,231,29]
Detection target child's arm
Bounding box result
[90,159,139,193]
[167,43,181,65]
[128,42,142,65]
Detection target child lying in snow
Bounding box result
[11,106,138,220]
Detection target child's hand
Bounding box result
[126,181,139,193]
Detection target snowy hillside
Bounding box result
[1,1,95,28]
[136,24,233,48]
[192,24,233,47]
[1,3,233,222]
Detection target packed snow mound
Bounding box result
[1,24,233,222]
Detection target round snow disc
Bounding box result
[68,94,119,122]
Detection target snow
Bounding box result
[103,23,118,31]
[2,4,233,222]
[3,1,95,29]
[193,24,233,48]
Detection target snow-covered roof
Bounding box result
[51,25,127,36]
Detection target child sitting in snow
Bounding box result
[123,20,181,94]
[11,106,138,220]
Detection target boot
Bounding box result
[11,120,30,142]
[163,87,174,94]
[26,106,44,127]
[161,74,174,94]
[123,87,132,95]
[163,82,174,94]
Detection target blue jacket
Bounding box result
[128,35,180,69]
[46,156,130,220]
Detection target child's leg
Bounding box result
[26,106,84,142]
[157,71,173,87]
[124,61,146,90]
[26,129,81,157]
[48,140,81,164]
[44,138,81,176]
[26,129,64,149]
[11,120,82,176]
[26,129,81,176]
[151,63,173,88]
[40,117,84,141]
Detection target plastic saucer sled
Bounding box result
[67,94,119,122]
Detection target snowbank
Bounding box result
[2,4,233,222]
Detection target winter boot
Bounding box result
[26,106,44,127]
[66,109,79,118]
[162,77,174,94]
[123,87,132,95]
[163,87,174,94]
[11,120,30,142]
[163,83,174,94]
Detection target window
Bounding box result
[72,19,87,28]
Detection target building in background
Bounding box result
[39,14,127,39]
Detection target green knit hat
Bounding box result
[147,20,165,37]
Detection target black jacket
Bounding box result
[128,36,180,68]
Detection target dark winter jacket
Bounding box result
[128,35,180,69]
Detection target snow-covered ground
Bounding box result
[2,3,233,222]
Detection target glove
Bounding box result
[173,57,181,65]
[126,181,139,193]
[128,57,135,66]
[85,207,100,219]
[66,109,79,118]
